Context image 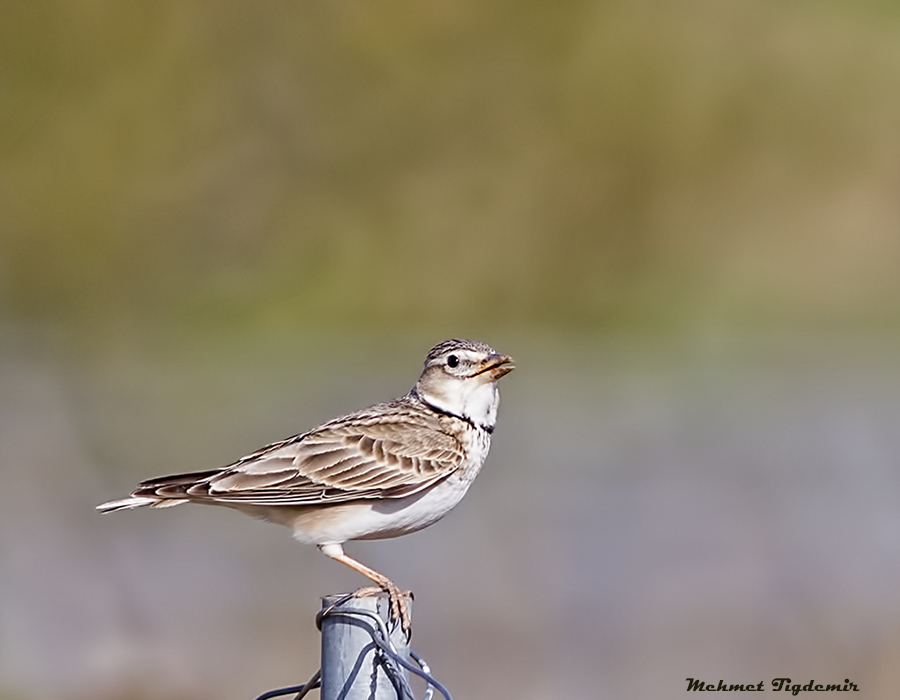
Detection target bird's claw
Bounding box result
[353,584,413,638]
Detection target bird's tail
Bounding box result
[96,468,222,513]
[96,495,188,513]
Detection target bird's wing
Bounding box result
[132,400,465,507]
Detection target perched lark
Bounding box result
[98,339,514,631]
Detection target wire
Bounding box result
[252,669,321,700]
[251,595,453,700]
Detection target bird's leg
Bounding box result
[319,544,412,635]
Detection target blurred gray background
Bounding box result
[3,2,900,699]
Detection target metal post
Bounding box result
[320,593,412,700]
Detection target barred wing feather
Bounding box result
[131,401,465,507]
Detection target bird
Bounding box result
[97,338,514,632]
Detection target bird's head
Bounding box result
[413,339,514,431]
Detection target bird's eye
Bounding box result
[446,354,459,368]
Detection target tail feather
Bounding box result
[96,496,158,513]
[97,469,221,513]
[137,468,221,488]
[96,495,189,513]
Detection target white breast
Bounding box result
[286,429,492,546]
[282,472,469,546]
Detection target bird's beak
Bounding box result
[475,353,515,380]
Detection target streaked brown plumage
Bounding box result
[98,339,514,632]
[126,397,466,507]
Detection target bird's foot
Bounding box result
[354,584,413,638]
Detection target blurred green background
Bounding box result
[5,0,900,339]
[3,1,900,699]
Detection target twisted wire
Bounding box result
[252,669,320,700]
[253,595,453,700]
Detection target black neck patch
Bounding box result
[416,393,494,434]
